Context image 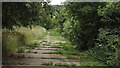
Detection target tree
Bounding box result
[64,2,106,50]
[2,2,53,29]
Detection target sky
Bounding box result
[49,0,66,5]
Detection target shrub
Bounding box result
[92,28,119,66]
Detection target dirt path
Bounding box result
[3,35,80,67]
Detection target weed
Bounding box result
[41,62,77,66]
[26,44,38,49]
[37,56,78,59]
[65,56,78,59]
[32,42,39,45]
[54,63,77,66]
[47,29,61,36]
[65,50,80,55]
[37,57,64,59]
[32,51,38,54]
[26,44,39,47]
[17,47,25,53]
[42,41,48,42]
[37,49,58,51]
[18,62,28,65]
[26,50,37,54]
[51,46,62,48]
[17,55,25,58]
[41,62,53,66]
[27,56,34,58]
[42,46,62,48]
[42,51,63,54]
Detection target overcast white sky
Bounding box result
[49,0,66,5]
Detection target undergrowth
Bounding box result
[2,26,46,57]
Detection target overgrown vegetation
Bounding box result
[17,47,25,53]
[54,2,120,66]
[2,2,119,66]
[2,26,46,57]
[2,30,24,57]
[53,42,105,66]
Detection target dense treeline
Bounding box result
[53,2,120,66]
[65,3,106,50]
[2,2,53,29]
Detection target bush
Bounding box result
[2,26,46,57]
[91,28,119,66]
[63,2,120,66]
[63,2,106,50]
[91,3,120,66]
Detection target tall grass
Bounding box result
[47,29,61,36]
[2,26,46,57]
[14,26,46,45]
[2,30,24,57]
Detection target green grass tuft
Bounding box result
[41,62,53,66]
[54,63,77,66]
[17,47,25,53]
[37,57,64,59]
[32,51,38,54]
[42,51,63,54]
[41,62,77,66]
[37,49,58,51]
[65,56,78,59]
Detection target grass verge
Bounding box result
[79,51,106,66]
[50,42,106,66]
